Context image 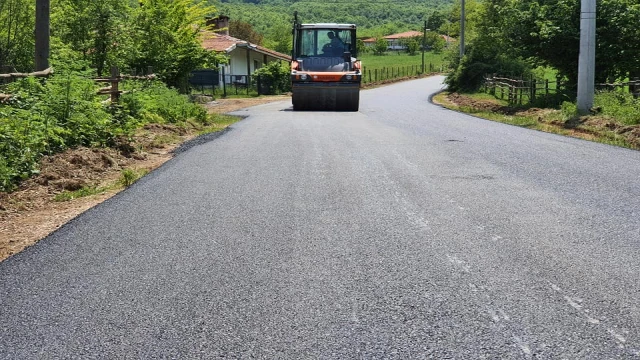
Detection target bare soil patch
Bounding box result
[0,96,287,262]
[204,95,291,113]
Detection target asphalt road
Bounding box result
[2,76,640,358]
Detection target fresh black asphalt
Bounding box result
[2,76,640,358]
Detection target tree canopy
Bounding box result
[446,0,640,92]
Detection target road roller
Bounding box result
[290,13,361,111]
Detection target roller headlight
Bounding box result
[346,75,353,80]
[300,74,308,80]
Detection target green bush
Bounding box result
[252,61,291,95]
[0,76,208,192]
[594,91,640,125]
[445,43,531,92]
[121,81,208,124]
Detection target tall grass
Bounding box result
[594,91,640,125]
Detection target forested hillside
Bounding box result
[211,0,456,38]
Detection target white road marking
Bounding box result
[487,308,500,322]
[499,309,511,321]
[513,336,532,356]
[608,329,627,348]
[549,283,562,292]
[551,282,637,350]
[586,316,600,324]
[564,296,583,311]
[446,254,471,272]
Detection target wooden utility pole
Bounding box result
[35,0,50,71]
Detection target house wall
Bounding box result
[221,48,284,84]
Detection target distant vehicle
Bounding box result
[290,12,361,111]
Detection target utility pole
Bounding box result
[460,0,465,57]
[577,0,596,114]
[422,20,427,73]
[35,0,50,71]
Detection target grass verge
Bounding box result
[53,186,109,202]
[433,91,640,150]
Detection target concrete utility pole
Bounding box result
[460,0,465,57]
[577,0,596,114]
[422,20,427,73]
[35,0,50,71]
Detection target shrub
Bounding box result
[0,76,207,192]
[445,43,530,92]
[121,80,208,124]
[594,91,640,125]
[252,61,291,95]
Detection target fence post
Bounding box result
[531,78,536,103]
[519,80,523,105]
[632,77,639,98]
[375,69,378,82]
[545,79,549,97]
[555,75,561,106]
[110,66,120,104]
[222,67,227,98]
[257,75,261,95]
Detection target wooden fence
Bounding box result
[483,75,640,107]
[596,79,640,97]
[0,66,155,104]
[482,75,569,106]
[362,63,444,84]
[94,66,156,103]
[0,68,53,101]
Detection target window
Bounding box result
[299,29,354,57]
[254,60,260,70]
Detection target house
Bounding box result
[200,16,291,84]
[363,31,454,50]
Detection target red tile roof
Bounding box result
[362,31,423,43]
[200,31,291,62]
[384,31,423,40]
[363,32,454,44]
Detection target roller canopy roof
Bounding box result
[299,24,357,29]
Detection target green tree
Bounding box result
[264,21,291,55]
[498,0,640,85]
[356,39,368,55]
[427,11,446,31]
[405,38,420,56]
[424,31,445,53]
[53,0,134,76]
[132,0,224,91]
[0,0,34,71]
[229,20,264,45]
[373,37,388,55]
[445,0,529,91]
